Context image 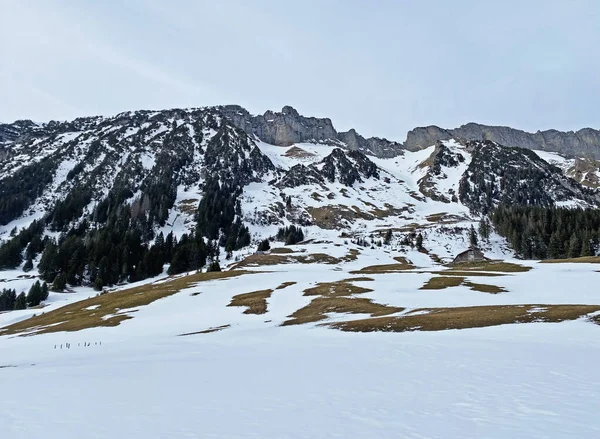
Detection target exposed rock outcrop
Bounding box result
[217,105,403,158]
[405,123,600,159]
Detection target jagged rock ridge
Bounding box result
[405,123,600,159]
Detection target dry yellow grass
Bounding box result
[432,270,506,277]
[420,276,465,290]
[269,247,295,254]
[425,212,448,222]
[275,282,297,290]
[463,281,507,294]
[282,297,403,326]
[303,281,373,297]
[338,277,374,283]
[233,252,339,268]
[540,256,600,264]
[228,289,273,314]
[284,146,316,159]
[448,261,531,273]
[1,270,250,336]
[341,248,360,262]
[350,256,416,274]
[306,205,373,229]
[329,304,600,333]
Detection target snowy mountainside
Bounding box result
[0,105,599,296]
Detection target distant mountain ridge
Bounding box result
[404,123,600,159]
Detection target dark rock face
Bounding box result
[417,142,465,203]
[217,105,404,158]
[320,148,379,187]
[279,148,380,188]
[279,164,324,188]
[404,123,600,159]
[458,140,599,213]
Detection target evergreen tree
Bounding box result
[415,233,423,249]
[26,281,43,307]
[0,289,17,311]
[581,235,593,257]
[257,239,270,252]
[548,232,563,259]
[469,225,478,248]
[41,282,49,301]
[568,233,582,258]
[22,258,34,272]
[478,218,491,240]
[384,229,393,245]
[14,292,27,310]
[51,272,68,292]
[207,260,221,272]
[93,277,104,291]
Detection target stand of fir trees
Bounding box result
[491,205,600,259]
[0,177,254,291]
[276,226,304,245]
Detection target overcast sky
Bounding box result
[1,0,598,142]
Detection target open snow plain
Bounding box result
[2,243,600,439]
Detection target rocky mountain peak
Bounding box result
[404,123,600,159]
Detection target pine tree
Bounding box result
[469,225,478,248]
[478,218,491,241]
[14,292,27,310]
[26,281,43,307]
[207,260,221,272]
[93,277,104,291]
[257,239,270,252]
[581,235,593,257]
[548,232,562,259]
[384,229,393,245]
[568,233,582,259]
[51,272,67,292]
[22,258,34,272]
[41,282,49,301]
[415,233,423,249]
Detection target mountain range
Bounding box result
[0,104,599,290]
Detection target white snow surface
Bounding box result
[2,250,600,438]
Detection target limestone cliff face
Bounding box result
[217,105,403,158]
[405,123,600,158]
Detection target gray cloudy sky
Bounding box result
[1,0,598,142]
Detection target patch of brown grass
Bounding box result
[329,304,600,333]
[284,146,315,159]
[275,282,297,290]
[303,281,373,298]
[338,277,374,283]
[228,289,273,315]
[1,271,250,336]
[178,324,230,336]
[350,256,416,275]
[449,261,531,273]
[432,270,506,277]
[178,199,199,215]
[425,212,448,222]
[270,247,295,254]
[540,256,600,264]
[310,192,324,201]
[282,297,403,326]
[463,281,507,294]
[420,276,465,290]
[306,205,373,229]
[233,252,339,268]
[341,248,360,262]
